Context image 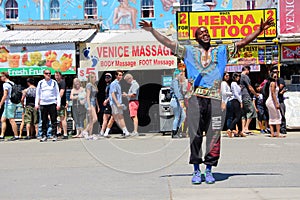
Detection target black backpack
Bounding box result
[8,82,22,104]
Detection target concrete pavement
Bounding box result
[0,131,300,200]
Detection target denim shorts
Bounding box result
[2,104,16,119]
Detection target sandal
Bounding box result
[238,132,247,137]
[226,130,233,138]
[276,135,286,138]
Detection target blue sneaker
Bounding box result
[205,170,215,184]
[191,170,202,184]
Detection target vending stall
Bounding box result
[0,28,97,135]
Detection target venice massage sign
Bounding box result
[177,9,277,40]
[80,42,177,71]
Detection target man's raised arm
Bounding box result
[236,18,275,51]
[139,20,177,52]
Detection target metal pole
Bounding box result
[40,0,44,20]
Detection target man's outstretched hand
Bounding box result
[260,18,275,31]
[139,20,153,32]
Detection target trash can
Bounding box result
[159,87,174,135]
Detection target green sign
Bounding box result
[0,67,76,76]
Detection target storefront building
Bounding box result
[0,24,98,131]
[79,29,177,132]
[277,0,300,128]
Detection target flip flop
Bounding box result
[226,130,233,138]
[276,135,286,138]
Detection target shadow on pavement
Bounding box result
[161,172,282,182]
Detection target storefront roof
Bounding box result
[89,29,173,43]
[0,29,97,45]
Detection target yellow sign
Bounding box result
[177,9,277,40]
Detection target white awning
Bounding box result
[89,29,174,43]
[0,29,97,45]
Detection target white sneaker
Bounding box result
[52,136,58,142]
[82,131,89,139]
[99,131,104,136]
[130,131,138,137]
[124,132,130,137]
[91,134,98,140]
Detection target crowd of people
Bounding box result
[0,70,144,142]
[221,65,287,138]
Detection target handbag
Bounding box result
[170,96,178,108]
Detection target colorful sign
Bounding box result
[279,0,300,35]
[281,44,300,61]
[79,42,177,71]
[177,9,277,40]
[0,44,76,76]
[228,44,278,65]
[226,64,260,72]
[77,67,98,82]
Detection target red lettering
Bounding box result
[140,46,145,56]
[132,46,139,56]
[117,46,123,57]
[232,15,243,24]
[79,69,84,77]
[241,25,252,36]
[210,26,227,37]
[228,26,239,37]
[190,27,198,38]
[157,46,163,56]
[245,14,255,24]
[220,15,231,24]
[198,16,209,25]
[151,45,157,56]
[211,16,220,25]
[123,46,129,57]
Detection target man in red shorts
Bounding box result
[123,74,145,136]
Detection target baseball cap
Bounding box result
[105,73,112,78]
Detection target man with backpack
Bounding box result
[0,72,19,141]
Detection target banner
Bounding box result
[226,64,260,73]
[228,44,278,65]
[0,44,76,76]
[281,43,300,61]
[79,42,177,71]
[177,9,277,40]
[279,0,300,35]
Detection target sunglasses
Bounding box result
[273,76,278,78]
[44,72,51,75]
[105,76,111,79]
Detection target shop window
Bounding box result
[141,0,154,19]
[180,0,192,11]
[5,0,18,20]
[50,0,60,20]
[246,0,255,10]
[84,0,97,19]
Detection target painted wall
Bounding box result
[0,0,278,29]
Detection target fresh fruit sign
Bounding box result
[177,9,277,40]
[0,44,76,76]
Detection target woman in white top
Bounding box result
[221,72,232,132]
[265,72,285,137]
[228,73,246,137]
